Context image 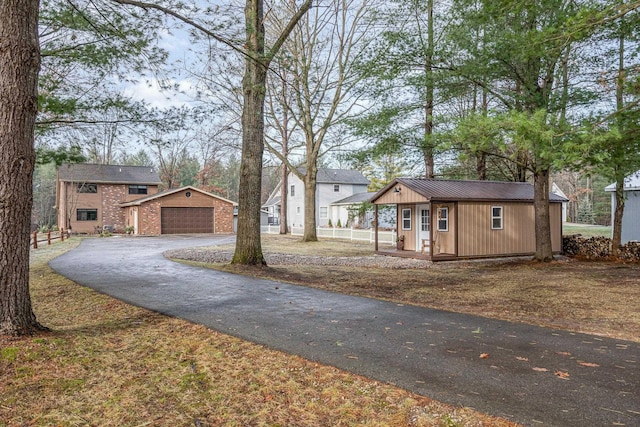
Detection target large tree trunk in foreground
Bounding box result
[533,168,554,262]
[233,0,268,265]
[0,0,44,335]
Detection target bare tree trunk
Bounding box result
[611,16,626,257]
[302,162,318,242]
[611,180,625,255]
[0,0,45,335]
[423,0,435,179]
[533,168,554,262]
[233,0,268,265]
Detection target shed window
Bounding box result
[402,208,412,230]
[334,184,340,192]
[290,185,295,197]
[77,183,97,193]
[320,207,328,218]
[491,206,503,230]
[437,207,448,232]
[77,209,98,221]
[129,185,148,195]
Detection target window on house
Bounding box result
[437,207,448,232]
[334,184,340,192]
[320,207,328,218]
[76,209,98,221]
[77,183,97,193]
[296,206,301,214]
[129,185,148,195]
[421,209,430,232]
[492,206,503,230]
[402,208,411,230]
[290,185,295,197]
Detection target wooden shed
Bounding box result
[371,178,565,261]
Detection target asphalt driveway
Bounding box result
[49,235,639,427]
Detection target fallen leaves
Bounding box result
[555,371,570,379]
[577,361,600,368]
[515,356,529,362]
[479,353,489,359]
[532,367,549,372]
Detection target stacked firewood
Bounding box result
[619,241,640,261]
[563,235,640,261]
[562,235,611,259]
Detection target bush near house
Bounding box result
[563,235,640,261]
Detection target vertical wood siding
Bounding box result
[457,202,535,257]
[458,202,563,256]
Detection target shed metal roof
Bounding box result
[372,178,567,203]
[58,163,162,185]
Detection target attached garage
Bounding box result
[161,207,214,234]
[121,186,236,235]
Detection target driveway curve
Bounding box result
[49,236,639,427]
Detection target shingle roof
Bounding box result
[120,185,237,207]
[332,192,376,205]
[58,163,162,185]
[605,170,640,191]
[373,178,567,203]
[296,168,370,185]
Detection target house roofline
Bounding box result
[120,185,238,207]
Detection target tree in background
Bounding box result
[265,0,375,242]
[0,0,44,335]
[581,2,640,254]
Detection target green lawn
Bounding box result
[563,223,611,238]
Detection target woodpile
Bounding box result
[619,241,640,261]
[563,235,640,262]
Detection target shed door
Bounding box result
[161,207,214,234]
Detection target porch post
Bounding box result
[374,204,379,252]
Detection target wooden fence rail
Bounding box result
[30,229,69,249]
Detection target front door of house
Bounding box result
[416,204,430,253]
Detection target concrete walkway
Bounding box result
[49,236,639,427]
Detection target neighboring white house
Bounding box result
[263,168,370,229]
[605,170,640,243]
[551,182,568,223]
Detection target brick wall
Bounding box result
[101,184,127,232]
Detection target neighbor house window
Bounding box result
[437,207,448,231]
[334,184,340,192]
[320,207,328,218]
[77,183,97,193]
[76,209,98,221]
[296,206,301,214]
[491,206,503,230]
[129,185,148,195]
[290,185,295,197]
[402,208,412,230]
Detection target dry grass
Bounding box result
[0,239,518,427]
[206,235,640,343]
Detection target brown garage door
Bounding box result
[161,207,214,234]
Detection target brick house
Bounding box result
[56,163,236,235]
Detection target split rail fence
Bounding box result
[30,229,69,249]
